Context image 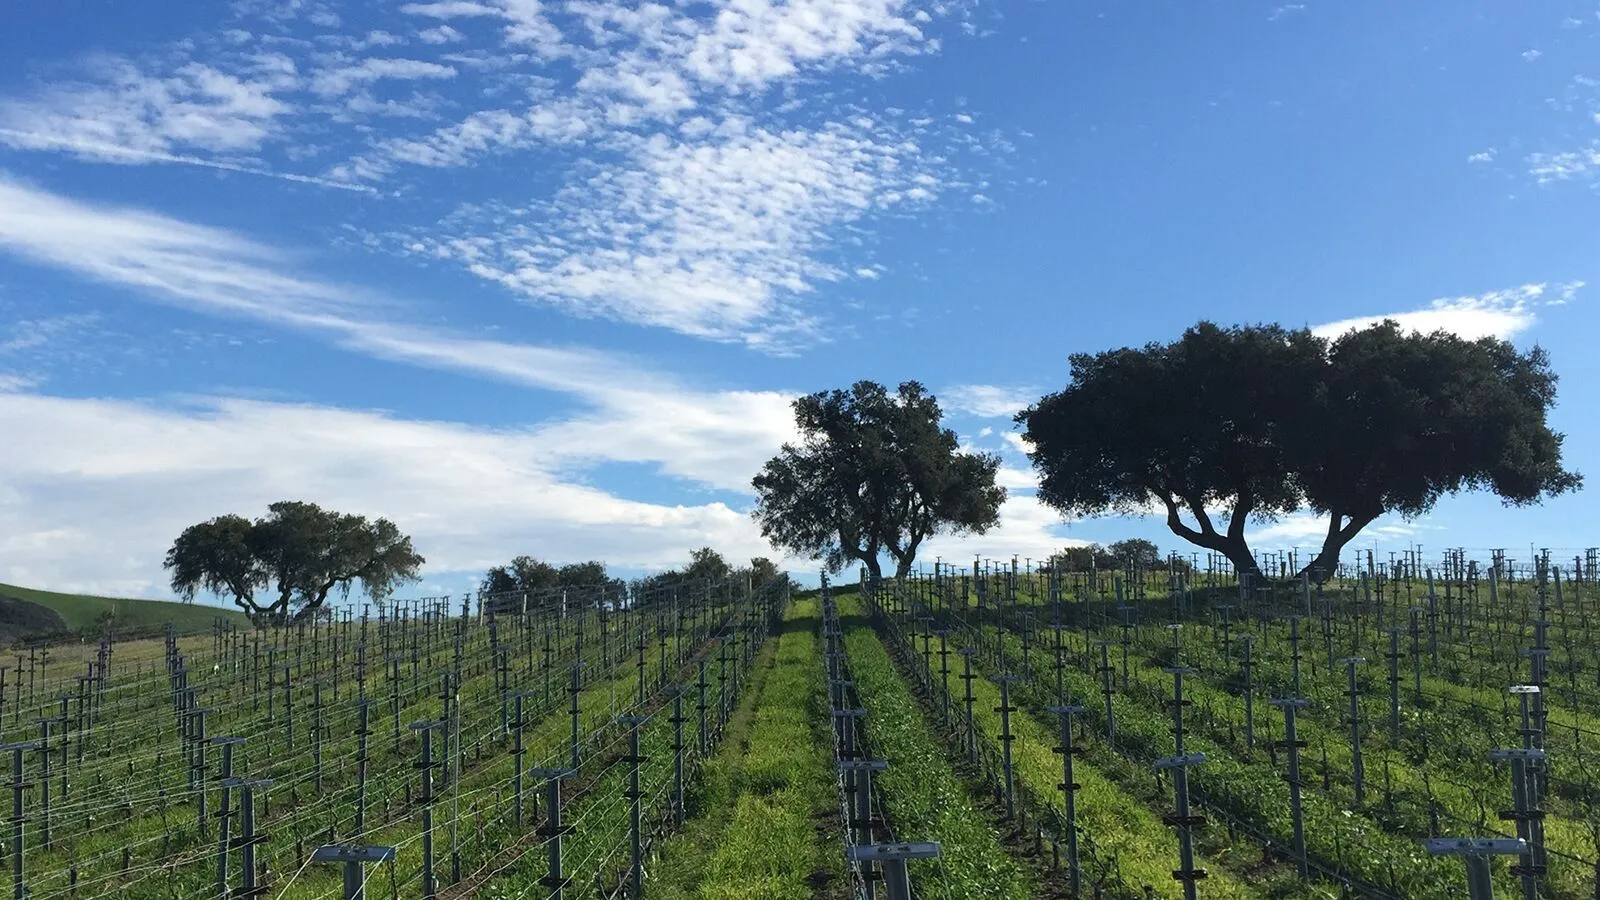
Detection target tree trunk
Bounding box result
[1159,507,1261,580]
[1297,548,1342,585]
[291,582,336,623]
[1219,539,1263,583]
[893,557,914,581]
[232,595,270,622]
[861,556,883,583]
[1296,510,1378,584]
[1157,491,1263,582]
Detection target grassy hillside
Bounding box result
[0,582,250,636]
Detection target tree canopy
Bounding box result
[686,547,732,583]
[748,556,782,588]
[753,380,1006,581]
[630,546,739,599]
[1105,538,1163,571]
[1019,321,1581,581]
[165,501,424,622]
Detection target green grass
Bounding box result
[838,594,1037,900]
[940,636,1276,898]
[0,581,249,634]
[651,597,847,900]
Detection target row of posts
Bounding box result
[890,557,1562,900]
[820,575,940,900]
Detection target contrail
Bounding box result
[0,128,380,194]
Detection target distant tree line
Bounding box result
[1048,539,1192,575]
[477,547,789,613]
[478,556,625,608]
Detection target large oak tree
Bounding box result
[1018,321,1581,581]
[165,501,424,622]
[753,380,1006,581]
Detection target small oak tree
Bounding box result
[481,556,560,597]
[165,501,424,622]
[1019,321,1580,582]
[749,557,782,587]
[1106,538,1163,571]
[753,380,1006,581]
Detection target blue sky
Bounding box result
[1,0,1597,603]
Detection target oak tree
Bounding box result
[1019,321,1580,581]
[165,501,424,622]
[753,380,1006,581]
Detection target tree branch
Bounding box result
[835,526,869,563]
[1298,506,1383,583]
[1179,490,1218,537]
[1341,508,1379,543]
[1156,490,1223,550]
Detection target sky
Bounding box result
[1,0,1598,606]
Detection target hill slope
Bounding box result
[0,582,249,639]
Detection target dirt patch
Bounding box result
[0,594,69,647]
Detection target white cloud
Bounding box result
[399,1,502,18]
[1,0,979,350]
[1000,432,1033,455]
[0,174,1095,594]
[0,391,776,596]
[418,25,466,44]
[1267,4,1306,21]
[1522,49,1542,62]
[1528,146,1600,182]
[310,58,457,97]
[496,0,565,53]
[921,495,1081,567]
[0,173,804,593]
[1467,148,1495,163]
[679,0,929,91]
[0,175,375,324]
[523,388,796,492]
[1248,512,1423,552]
[1310,282,1580,341]
[315,0,958,347]
[0,129,374,191]
[356,30,405,48]
[334,99,593,179]
[399,0,563,54]
[940,383,1036,418]
[994,465,1037,491]
[0,168,1097,595]
[0,174,802,414]
[0,381,1082,595]
[0,314,99,354]
[0,57,292,160]
[410,119,942,347]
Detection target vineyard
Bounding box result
[1,550,1596,900]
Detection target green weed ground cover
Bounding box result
[838,594,1036,900]
[651,597,847,900]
